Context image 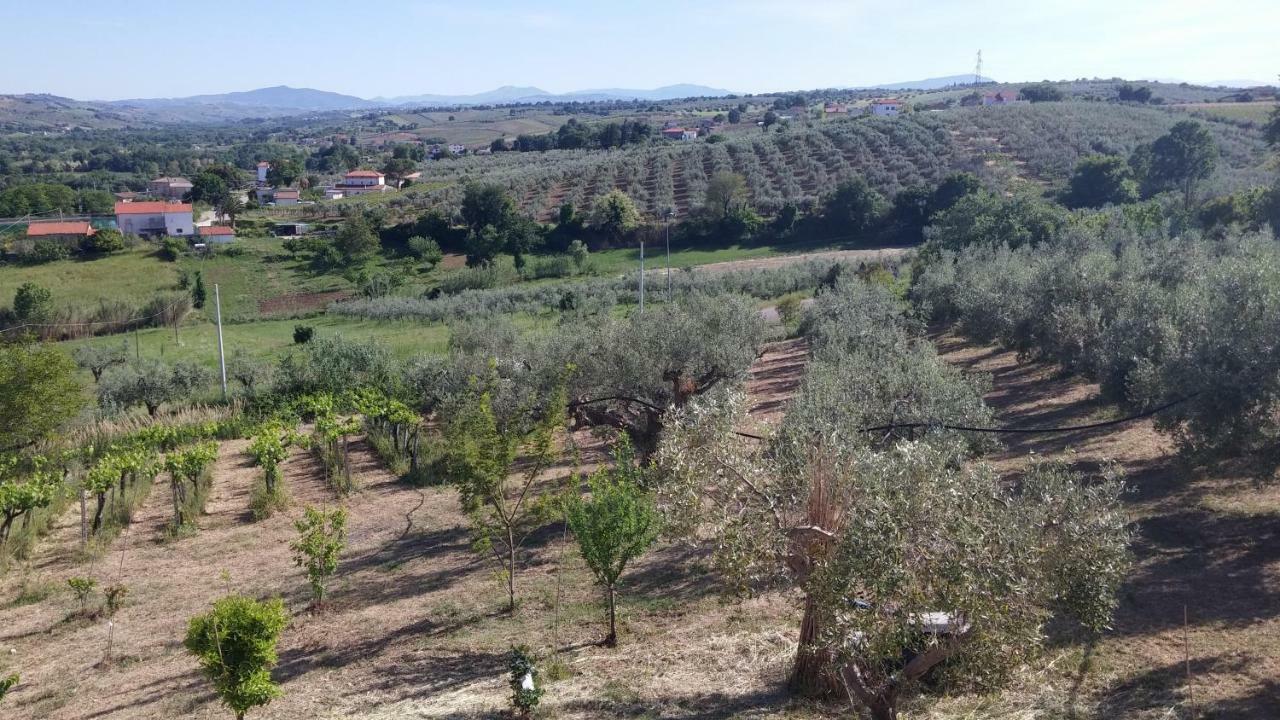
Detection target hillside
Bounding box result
[305,102,1271,224]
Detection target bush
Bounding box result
[24,239,72,264]
[184,595,288,720]
[159,237,187,261]
[81,228,125,254]
[508,645,544,715]
[292,325,314,344]
[290,506,347,605]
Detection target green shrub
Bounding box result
[184,595,288,720]
[159,237,187,261]
[290,506,347,605]
[24,239,72,264]
[508,645,544,715]
[292,325,314,344]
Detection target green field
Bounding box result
[0,245,179,309]
[1174,101,1277,123]
[62,314,451,373]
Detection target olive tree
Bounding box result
[73,341,129,383]
[567,293,766,447]
[656,398,1130,716]
[98,360,212,417]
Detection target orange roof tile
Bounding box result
[26,221,94,237]
[114,201,193,215]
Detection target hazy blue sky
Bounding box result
[4,0,1276,99]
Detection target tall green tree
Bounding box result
[1147,120,1218,208]
[192,271,207,309]
[822,177,887,236]
[12,283,53,324]
[265,157,303,188]
[443,369,567,612]
[565,437,659,647]
[1064,155,1140,208]
[704,172,748,220]
[184,595,288,720]
[0,342,83,450]
[589,190,642,243]
[334,215,380,264]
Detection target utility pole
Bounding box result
[638,237,646,313]
[214,283,227,401]
[664,208,674,300]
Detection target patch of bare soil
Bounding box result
[258,290,352,315]
[934,331,1280,719]
[0,349,817,720]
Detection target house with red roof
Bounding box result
[661,127,697,141]
[197,225,236,243]
[272,188,301,205]
[868,99,904,117]
[333,169,392,196]
[25,220,96,242]
[982,90,1021,106]
[114,201,194,237]
[12,220,96,254]
[147,177,193,201]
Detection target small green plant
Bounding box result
[247,425,293,519]
[164,441,219,531]
[290,506,347,606]
[508,645,543,716]
[184,595,288,720]
[104,583,129,616]
[67,576,96,612]
[564,436,660,647]
[0,673,18,703]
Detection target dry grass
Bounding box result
[3,334,1278,719]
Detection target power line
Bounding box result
[0,296,191,335]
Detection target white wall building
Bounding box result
[256,161,270,184]
[114,201,194,237]
[869,100,904,117]
[334,170,392,196]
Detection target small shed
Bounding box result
[274,222,311,237]
[197,225,236,244]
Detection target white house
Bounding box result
[147,177,193,200]
[273,188,300,205]
[256,161,270,184]
[334,170,392,196]
[197,225,236,244]
[869,99,904,117]
[114,201,194,237]
[323,187,345,200]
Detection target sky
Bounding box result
[2,0,1276,100]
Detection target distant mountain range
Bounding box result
[101,83,736,114]
[863,75,996,90]
[112,86,380,112]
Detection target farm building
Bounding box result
[114,201,193,237]
[982,90,1021,106]
[24,220,95,244]
[197,225,236,243]
[334,170,392,196]
[147,177,193,200]
[661,127,698,141]
[824,102,849,115]
[869,99,904,117]
[273,188,301,205]
[274,222,311,237]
